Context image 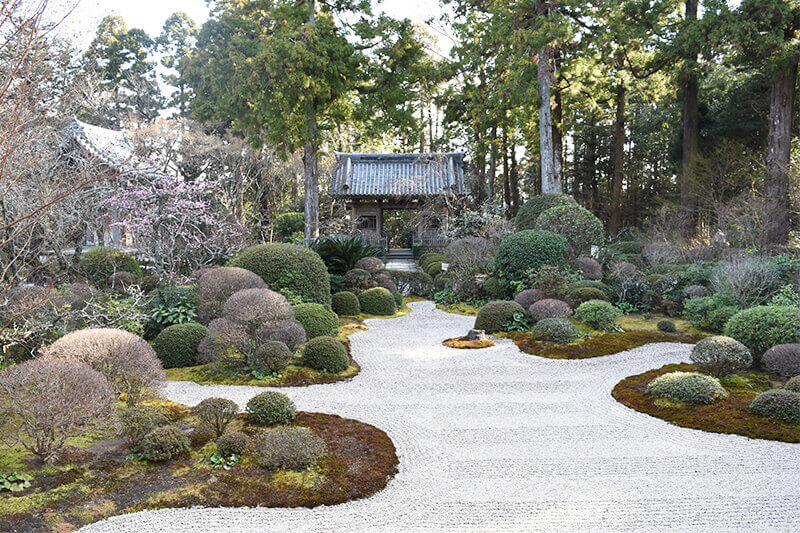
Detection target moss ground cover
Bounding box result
[443,337,495,349]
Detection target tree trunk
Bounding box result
[610,79,626,235]
[538,46,559,193]
[303,110,319,240]
[510,141,520,216]
[502,126,511,216]
[680,0,699,215]
[763,59,798,246]
[553,64,563,185]
[489,123,497,201]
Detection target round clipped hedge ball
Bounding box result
[749,389,800,424]
[566,287,607,309]
[534,204,605,255]
[573,300,621,331]
[301,336,349,373]
[645,371,728,405]
[474,300,526,334]
[514,289,545,311]
[515,193,577,230]
[250,340,292,374]
[354,256,385,273]
[762,344,800,378]
[139,425,190,462]
[494,230,568,282]
[246,391,297,426]
[358,287,396,316]
[784,376,800,393]
[331,291,360,316]
[80,247,141,286]
[657,319,676,333]
[152,322,208,368]
[690,336,752,377]
[724,306,800,361]
[293,302,339,339]
[531,318,579,344]
[528,299,572,323]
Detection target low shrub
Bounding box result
[254,320,306,353]
[152,323,207,368]
[424,261,443,277]
[216,431,250,457]
[358,287,396,316]
[331,291,361,315]
[784,376,800,392]
[657,319,676,333]
[762,344,800,378]
[494,230,568,282]
[724,306,800,361]
[293,303,339,339]
[482,276,509,299]
[329,274,346,294]
[146,285,198,338]
[645,371,728,405]
[534,204,605,255]
[301,336,349,373]
[611,240,644,255]
[344,268,372,291]
[515,193,577,230]
[573,300,621,331]
[574,257,602,281]
[531,318,579,344]
[251,340,292,374]
[273,212,304,241]
[474,301,526,334]
[690,336,753,377]
[193,397,239,437]
[609,261,639,280]
[80,247,141,286]
[223,288,295,325]
[140,425,191,462]
[444,237,496,270]
[354,256,385,273]
[568,280,612,299]
[682,295,740,333]
[389,270,433,297]
[250,427,327,471]
[528,299,572,323]
[393,291,404,308]
[121,405,168,446]
[107,271,136,292]
[749,390,800,424]
[373,273,398,294]
[247,391,297,426]
[419,253,445,271]
[196,267,266,324]
[528,264,578,299]
[566,287,608,309]
[711,256,782,308]
[514,289,545,310]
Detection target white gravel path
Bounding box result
[83,301,800,532]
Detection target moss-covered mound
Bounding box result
[508,329,704,359]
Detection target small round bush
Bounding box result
[196,267,267,324]
[251,340,292,374]
[514,289,545,310]
[139,425,191,462]
[292,303,339,339]
[531,318,579,344]
[574,257,602,281]
[152,323,208,368]
[528,298,572,323]
[344,268,372,291]
[566,287,608,309]
[474,300,526,334]
[231,243,331,305]
[358,287,396,316]
[482,277,509,299]
[223,288,296,325]
[762,344,800,378]
[246,391,297,426]
[301,336,349,373]
[690,336,753,377]
[516,193,577,230]
[80,247,141,285]
[569,280,612,299]
[250,426,327,471]
[193,397,239,437]
[393,291,404,308]
[255,320,307,352]
[724,305,800,361]
[749,390,800,424]
[657,319,676,333]
[140,274,160,293]
[495,230,568,282]
[373,273,398,294]
[354,256,385,273]
[573,300,621,331]
[784,376,800,393]
[216,431,250,457]
[120,405,168,446]
[646,372,728,405]
[424,261,443,277]
[534,204,605,255]
[331,291,360,316]
[419,253,445,271]
[329,274,346,294]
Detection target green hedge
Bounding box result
[331,291,360,315]
[358,287,396,316]
[723,305,800,361]
[494,230,567,282]
[301,336,349,373]
[292,303,339,339]
[152,322,207,368]
[515,193,577,230]
[80,248,142,286]
[474,300,525,334]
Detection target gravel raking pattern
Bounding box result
[83,301,800,532]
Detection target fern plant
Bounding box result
[306,234,384,275]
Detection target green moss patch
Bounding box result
[436,302,481,316]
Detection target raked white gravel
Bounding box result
[82,301,800,532]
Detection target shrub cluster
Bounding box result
[761,344,800,378]
[196,267,266,324]
[292,303,339,339]
[749,390,800,424]
[344,268,373,292]
[690,336,753,377]
[573,300,621,331]
[531,318,579,344]
[534,204,604,255]
[216,431,250,457]
[724,305,800,361]
[474,300,526,334]
[331,291,361,315]
[390,270,433,297]
[657,319,676,333]
[514,289,545,310]
[250,427,327,471]
[444,237,496,271]
[80,247,141,286]
[373,273,398,294]
[711,257,782,308]
[121,405,168,446]
[494,230,567,282]
[515,193,577,230]
[683,295,741,333]
[193,397,239,437]
[139,425,191,462]
[528,299,572,323]
[251,341,293,374]
[152,322,207,368]
[566,287,608,309]
[645,372,728,405]
[301,336,349,373]
[358,287,397,316]
[246,391,297,426]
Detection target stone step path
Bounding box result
[384,248,417,272]
[84,301,800,532]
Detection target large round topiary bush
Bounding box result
[301,336,349,373]
[216,431,250,457]
[534,204,605,255]
[645,372,728,405]
[331,291,360,316]
[514,288,545,310]
[251,341,292,374]
[690,336,753,377]
[749,390,800,424]
[196,267,267,324]
[566,287,608,309]
[573,300,621,331]
[723,306,800,362]
[230,243,331,305]
[246,391,297,426]
[474,300,526,334]
[250,426,327,471]
[762,344,800,378]
[354,256,385,274]
[292,303,339,339]
[531,318,579,344]
[494,230,568,282]
[80,247,141,286]
[139,425,191,462]
[358,287,397,316]
[528,298,572,322]
[152,322,208,369]
[515,193,577,230]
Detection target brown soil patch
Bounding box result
[443,337,495,349]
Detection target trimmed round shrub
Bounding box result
[293,303,339,339]
[216,431,250,457]
[495,230,568,282]
[516,193,577,230]
[566,287,608,309]
[683,285,710,300]
[222,288,295,325]
[482,276,509,299]
[354,256,385,273]
[749,390,800,424]
[231,243,331,305]
[373,273,398,294]
[344,268,372,291]
[193,397,238,438]
[140,425,191,462]
[474,300,526,334]
[255,320,307,352]
[762,344,800,378]
[251,340,292,374]
[723,306,800,361]
[152,323,207,368]
[784,376,800,392]
[301,336,349,373]
[393,291,404,308]
[419,253,445,271]
[569,280,612,299]
[690,336,753,377]
[358,287,396,316]
[574,257,602,281]
[80,247,141,286]
[528,299,572,323]
[424,261,443,277]
[573,300,621,331]
[534,204,604,255]
[196,267,267,324]
[332,291,360,316]
[657,319,676,333]
[246,391,297,426]
[121,405,168,446]
[646,372,728,405]
[273,212,304,242]
[329,274,346,294]
[391,270,433,297]
[250,426,327,471]
[531,318,579,344]
[514,289,545,310]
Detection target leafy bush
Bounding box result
[568,280,612,299]
[444,237,496,271]
[474,300,526,333]
[354,256,385,273]
[724,306,800,361]
[646,372,728,405]
[140,425,191,462]
[196,267,267,325]
[393,291,403,308]
[140,274,160,294]
[121,405,168,446]
[528,299,572,322]
[273,212,304,242]
[332,291,360,315]
[482,276,510,299]
[528,264,579,299]
[611,274,650,311]
[292,303,339,339]
[768,284,800,307]
[231,243,331,305]
[682,285,710,300]
[329,274,346,294]
[514,289,545,310]
[0,358,116,463]
[657,319,676,333]
[250,427,327,471]
[566,287,608,309]
[146,285,198,338]
[419,253,446,271]
[80,247,141,286]
[682,294,740,333]
[254,320,306,353]
[301,336,349,373]
[494,230,568,282]
[531,318,579,344]
[246,391,297,426]
[307,234,383,275]
[711,257,782,308]
[784,376,800,392]
[251,340,292,374]
[574,300,621,331]
[574,257,602,281]
[193,397,238,437]
[690,336,753,377]
[389,270,433,297]
[515,193,577,230]
[216,431,250,457]
[358,287,396,316]
[762,344,800,378]
[534,204,605,255]
[152,322,207,368]
[424,261,444,277]
[749,390,800,424]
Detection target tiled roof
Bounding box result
[66,119,165,178]
[330,152,469,199]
